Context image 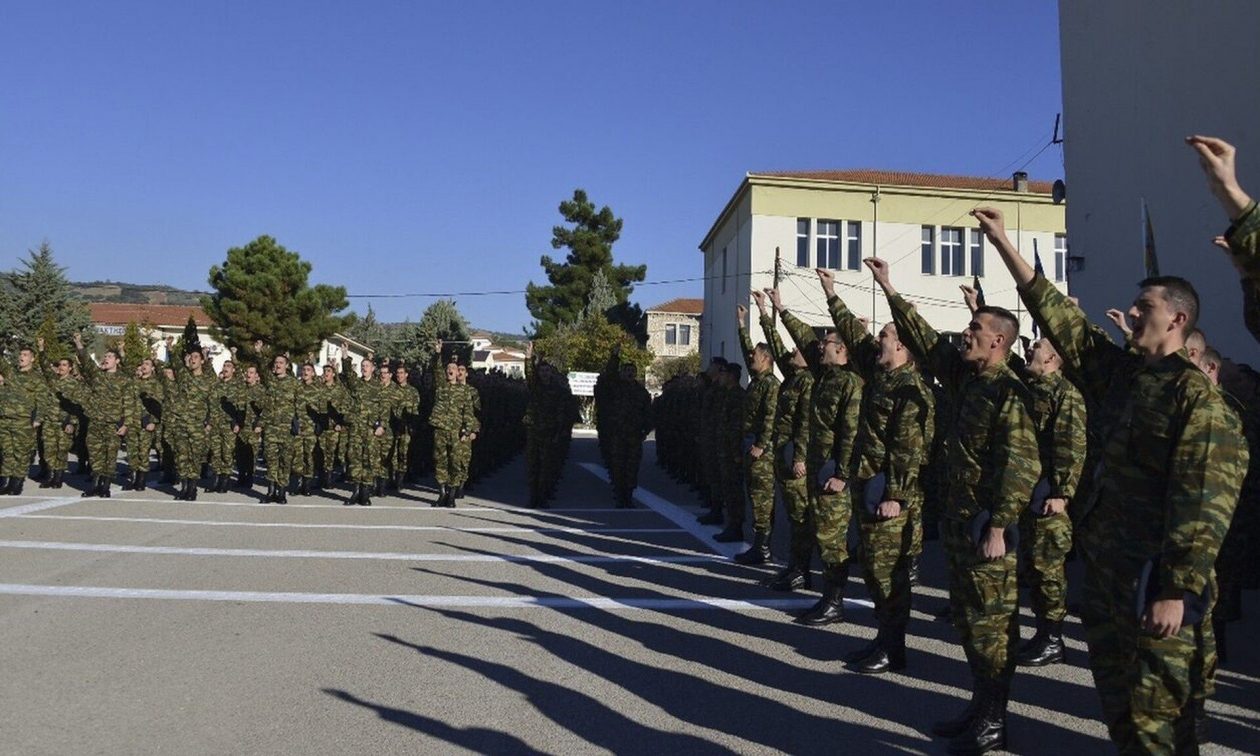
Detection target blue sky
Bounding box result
[0,1,1063,333]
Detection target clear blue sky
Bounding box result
[0,1,1063,333]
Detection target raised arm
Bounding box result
[973,207,1124,401]
[864,257,965,393]
[735,304,755,369]
[818,269,878,381]
[752,290,790,373]
[774,288,820,371]
[72,333,98,383]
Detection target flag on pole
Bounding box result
[972,275,986,308]
[1032,243,1045,338]
[1142,198,1160,277]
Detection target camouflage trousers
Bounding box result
[236,436,258,479]
[1078,537,1200,754]
[391,432,411,477]
[432,428,465,487]
[208,425,237,476]
[263,429,294,485]
[374,433,393,480]
[606,435,643,501]
[41,422,76,473]
[0,422,36,477]
[130,425,158,473]
[743,449,775,532]
[527,427,569,497]
[942,517,1019,683]
[289,432,317,478]
[316,430,341,474]
[718,444,743,522]
[1018,508,1073,622]
[808,463,855,581]
[455,435,473,483]
[346,426,383,484]
[776,445,813,565]
[85,422,125,479]
[1190,574,1219,710]
[169,422,208,480]
[860,490,916,633]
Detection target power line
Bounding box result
[345,270,774,300]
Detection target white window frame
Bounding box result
[1054,234,1067,282]
[969,229,984,277]
[845,221,861,271]
[796,218,810,267]
[816,219,840,269]
[921,226,935,275]
[665,324,677,346]
[678,324,691,346]
[940,227,964,277]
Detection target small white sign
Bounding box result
[567,371,599,397]
[94,325,126,336]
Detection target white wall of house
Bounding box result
[1059,0,1260,365]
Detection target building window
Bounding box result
[678,324,691,346]
[721,247,728,293]
[1054,234,1067,282]
[665,324,677,345]
[940,227,964,276]
[921,226,935,274]
[969,229,984,277]
[816,219,840,269]
[796,218,810,267]
[845,221,862,271]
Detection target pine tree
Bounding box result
[203,235,353,364]
[36,317,69,363]
[0,242,91,352]
[121,321,151,372]
[525,189,647,339]
[414,299,472,365]
[346,304,386,350]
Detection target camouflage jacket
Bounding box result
[828,295,935,502]
[132,375,165,428]
[294,380,327,437]
[760,313,813,458]
[1022,369,1088,501]
[780,310,863,470]
[1021,275,1245,596]
[337,358,387,430]
[0,361,53,425]
[1224,200,1260,345]
[389,382,421,435]
[73,349,137,428]
[258,372,300,433]
[737,325,780,448]
[162,357,215,429]
[888,293,1038,529]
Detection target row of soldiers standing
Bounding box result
[593,348,653,509]
[0,334,519,508]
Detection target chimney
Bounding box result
[1013,171,1029,193]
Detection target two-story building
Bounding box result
[699,170,1068,368]
[645,298,703,359]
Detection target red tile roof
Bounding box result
[647,297,703,315]
[753,169,1055,194]
[89,303,214,327]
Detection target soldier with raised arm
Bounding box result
[337,342,388,506]
[161,340,215,501]
[755,289,815,590]
[818,268,934,674]
[71,333,137,498]
[0,344,53,495]
[866,255,1038,754]
[724,303,780,560]
[974,203,1245,754]
[774,290,864,627]
[429,343,479,507]
[35,339,82,490]
[256,350,300,503]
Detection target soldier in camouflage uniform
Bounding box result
[337,345,388,506]
[1013,337,1087,668]
[710,363,744,532]
[778,299,864,627]
[162,346,215,501]
[695,358,730,525]
[317,362,347,487]
[36,346,82,489]
[71,334,137,498]
[818,270,935,674]
[370,363,395,497]
[389,362,420,490]
[979,202,1245,754]
[753,290,815,590]
[206,360,244,494]
[452,364,480,499]
[867,255,1039,754]
[723,304,780,560]
[597,357,653,510]
[0,345,53,495]
[523,343,581,509]
[236,363,264,489]
[429,346,479,507]
[255,352,300,504]
[291,361,325,496]
[127,357,163,491]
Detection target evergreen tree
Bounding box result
[121,321,151,372]
[525,189,647,340]
[346,304,386,350]
[414,299,472,365]
[203,235,353,363]
[35,317,69,363]
[0,242,91,352]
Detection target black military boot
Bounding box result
[39,472,54,489]
[432,485,447,508]
[853,629,906,674]
[217,475,230,493]
[359,485,371,506]
[796,571,846,626]
[713,522,744,543]
[318,471,331,490]
[908,556,921,586]
[135,470,148,491]
[7,476,25,496]
[454,485,464,501]
[184,479,196,501]
[275,483,287,504]
[697,507,723,525]
[0,476,10,495]
[298,477,311,496]
[345,484,361,506]
[98,476,112,498]
[172,480,186,501]
[121,471,136,491]
[266,482,277,503]
[947,678,1007,754]
[932,675,985,738]
[444,486,458,507]
[1016,619,1065,667]
[764,561,811,592]
[392,472,404,491]
[237,472,254,490]
[373,477,384,498]
[1194,698,1210,745]
[52,470,65,489]
[734,529,771,565]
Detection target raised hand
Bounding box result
[815,267,836,296]
[1104,308,1132,336]
[862,257,894,292]
[971,207,1008,244]
[750,289,768,315]
[736,304,748,323]
[764,288,785,312]
[959,284,980,314]
[1187,135,1252,218]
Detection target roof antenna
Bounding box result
[1052,113,1063,145]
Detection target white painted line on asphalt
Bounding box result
[0,497,80,518]
[0,582,824,611]
[13,514,686,534]
[76,497,656,515]
[578,463,746,558]
[0,539,724,564]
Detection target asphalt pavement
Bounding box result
[0,436,1255,754]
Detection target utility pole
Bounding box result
[871,188,881,330]
[772,247,782,329]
